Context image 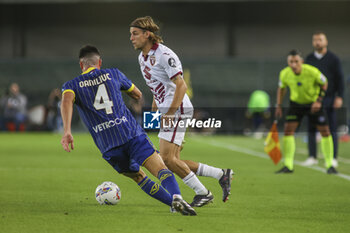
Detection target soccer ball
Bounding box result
[95,181,121,205]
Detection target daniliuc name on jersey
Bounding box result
[79,73,112,87]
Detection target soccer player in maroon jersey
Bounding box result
[130,16,234,206]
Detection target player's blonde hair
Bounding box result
[130,16,163,44]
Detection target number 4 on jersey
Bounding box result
[94,84,114,114]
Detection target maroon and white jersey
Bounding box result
[138,43,193,114]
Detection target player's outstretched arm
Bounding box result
[126,84,142,100]
[60,92,75,152]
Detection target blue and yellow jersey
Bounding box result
[62,67,144,154]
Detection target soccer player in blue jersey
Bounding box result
[60,45,196,215]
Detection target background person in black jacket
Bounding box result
[302,31,344,167]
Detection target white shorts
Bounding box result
[158,110,193,146]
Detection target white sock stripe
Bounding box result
[197,163,204,176]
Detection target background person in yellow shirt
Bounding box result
[275,50,337,174]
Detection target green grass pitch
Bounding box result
[0,132,349,233]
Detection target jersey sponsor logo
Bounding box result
[150,55,156,66]
[92,116,128,133]
[168,57,176,67]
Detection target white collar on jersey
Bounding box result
[142,43,159,61]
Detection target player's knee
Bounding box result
[284,126,296,135]
[317,125,331,137]
[161,154,176,167]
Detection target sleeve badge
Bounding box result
[168,58,177,68]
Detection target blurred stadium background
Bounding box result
[0,0,350,132]
[1,2,350,233]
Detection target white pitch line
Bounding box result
[193,138,350,182]
[296,148,350,164]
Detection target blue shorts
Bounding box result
[102,134,157,173]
